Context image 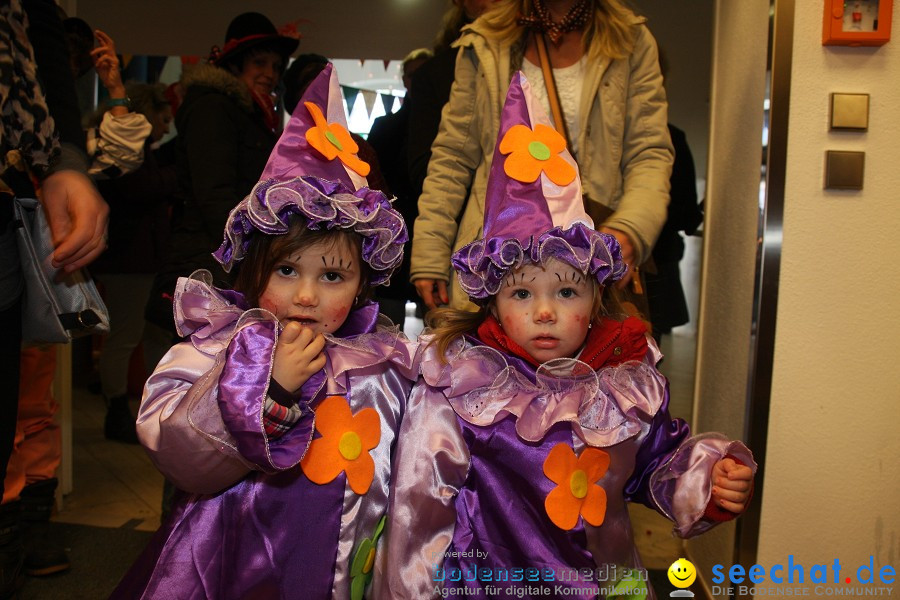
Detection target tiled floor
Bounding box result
[52,325,698,572]
[56,388,163,532]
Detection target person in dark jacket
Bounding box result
[644,123,703,341]
[145,12,298,340]
[367,48,431,329]
[644,52,703,342]
[142,11,297,522]
[90,82,177,444]
[2,0,108,594]
[407,0,497,200]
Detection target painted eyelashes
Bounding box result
[555,271,583,284]
[504,272,537,287]
[321,255,353,271]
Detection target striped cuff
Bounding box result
[263,379,306,440]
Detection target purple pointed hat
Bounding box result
[451,71,625,302]
[213,63,407,286]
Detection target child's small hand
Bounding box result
[271,322,326,393]
[710,458,753,514]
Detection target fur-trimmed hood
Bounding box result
[180,63,253,112]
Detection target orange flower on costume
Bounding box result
[499,123,576,186]
[300,396,381,495]
[304,101,371,177]
[543,443,609,530]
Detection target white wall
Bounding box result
[688,3,770,596]
[755,0,900,589]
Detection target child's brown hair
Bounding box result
[232,215,370,308]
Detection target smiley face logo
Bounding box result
[667,557,697,588]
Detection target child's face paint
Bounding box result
[493,259,594,363]
[259,238,361,335]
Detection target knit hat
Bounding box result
[213,64,407,286]
[212,12,299,69]
[451,71,625,303]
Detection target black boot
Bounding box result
[104,395,139,444]
[20,479,69,576]
[0,502,24,598]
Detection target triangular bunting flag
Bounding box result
[380,93,394,116]
[341,85,360,114]
[360,90,377,119]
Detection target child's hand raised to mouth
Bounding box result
[272,321,326,393]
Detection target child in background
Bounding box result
[112,65,416,600]
[376,72,754,600]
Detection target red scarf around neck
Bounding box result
[476,314,649,370]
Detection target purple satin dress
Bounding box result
[111,272,418,599]
[374,337,755,599]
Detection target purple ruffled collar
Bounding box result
[421,335,664,447]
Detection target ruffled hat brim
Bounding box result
[213,176,407,287]
[451,223,626,303]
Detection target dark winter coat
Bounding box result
[146,64,278,331]
[645,124,704,334]
[90,139,176,275]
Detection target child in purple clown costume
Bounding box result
[111,65,416,600]
[374,72,756,600]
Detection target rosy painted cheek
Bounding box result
[502,314,524,336]
[328,304,351,326]
[258,294,278,315]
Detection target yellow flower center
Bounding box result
[569,469,589,499]
[339,431,362,461]
[528,140,551,161]
[363,547,376,574]
[325,130,343,151]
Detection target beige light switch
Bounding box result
[825,151,865,190]
[830,93,869,130]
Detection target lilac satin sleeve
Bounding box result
[372,381,470,600]
[623,390,691,508]
[649,432,756,538]
[218,321,316,471]
[137,342,254,495]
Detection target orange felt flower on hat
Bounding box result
[543,443,609,530]
[499,123,576,186]
[300,395,381,494]
[304,101,371,177]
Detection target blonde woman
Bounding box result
[411,0,673,311]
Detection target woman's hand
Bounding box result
[599,226,636,288]
[90,29,125,100]
[710,458,754,514]
[414,278,449,310]
[271,322,327,393]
